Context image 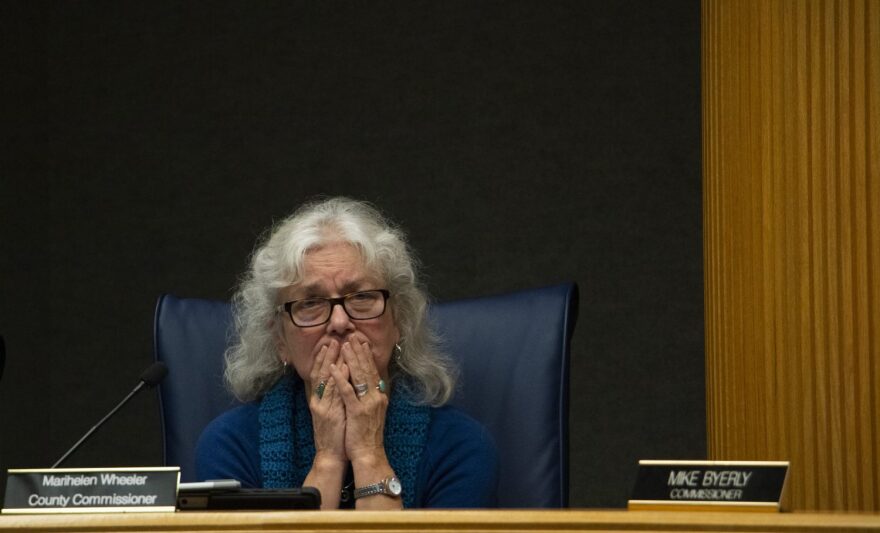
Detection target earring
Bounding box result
[393,343,403,362]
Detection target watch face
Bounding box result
[387,477,402,496]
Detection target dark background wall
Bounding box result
[0,1,703,507]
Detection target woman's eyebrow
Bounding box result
[287,282,325,299]
[339,279,372,293]
[296,278,371,297]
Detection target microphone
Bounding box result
[51,361,168,468]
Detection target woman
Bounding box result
[196,197,498,509]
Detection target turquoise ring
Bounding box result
[376,379,387,394]
[315,381,327,399]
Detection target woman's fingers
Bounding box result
[309,340,340,400]
[341,337,380,395]
[329,362,358,406]
[308,344,327,383]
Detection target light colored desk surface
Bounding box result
[1,509,879,533]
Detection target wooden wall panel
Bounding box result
[702,0,879,511]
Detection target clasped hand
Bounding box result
[308,333,389,467]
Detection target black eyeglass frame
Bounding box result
[277,289,391,328]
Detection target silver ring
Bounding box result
[354,382,369,397]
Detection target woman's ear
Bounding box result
[390,314,401,347]
[273,319,288,362]
[277,349,287,365]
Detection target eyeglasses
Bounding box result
[277,289,391,327]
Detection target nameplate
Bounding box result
[2,467,179,514]
[628,460,789,512]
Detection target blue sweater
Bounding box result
[195,402,499,508]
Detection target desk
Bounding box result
[1,509,879,532]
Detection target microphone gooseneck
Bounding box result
[50,362,169,469]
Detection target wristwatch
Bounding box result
[353,476,402,499]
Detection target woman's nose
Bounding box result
[326,302,354,334]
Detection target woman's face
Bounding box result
[276,241,400,385]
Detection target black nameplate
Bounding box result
[2,467,179,514]
[628,460,789,512]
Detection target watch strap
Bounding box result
[353,477,401,499]
[353,482,386,499]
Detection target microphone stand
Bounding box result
[51,380,147,469]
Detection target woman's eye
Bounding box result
[297,299,323,310]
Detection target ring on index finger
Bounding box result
[354,382,369,397]
[315,381,327,399]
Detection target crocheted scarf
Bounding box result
[258,374,429,508]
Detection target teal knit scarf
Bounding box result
[258,374,429,508]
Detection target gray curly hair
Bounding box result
[224,197,456,406]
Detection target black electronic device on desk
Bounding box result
[177,480,321,510]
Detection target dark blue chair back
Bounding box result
[153,282,578,507]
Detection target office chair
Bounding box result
[153,282,578,507]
